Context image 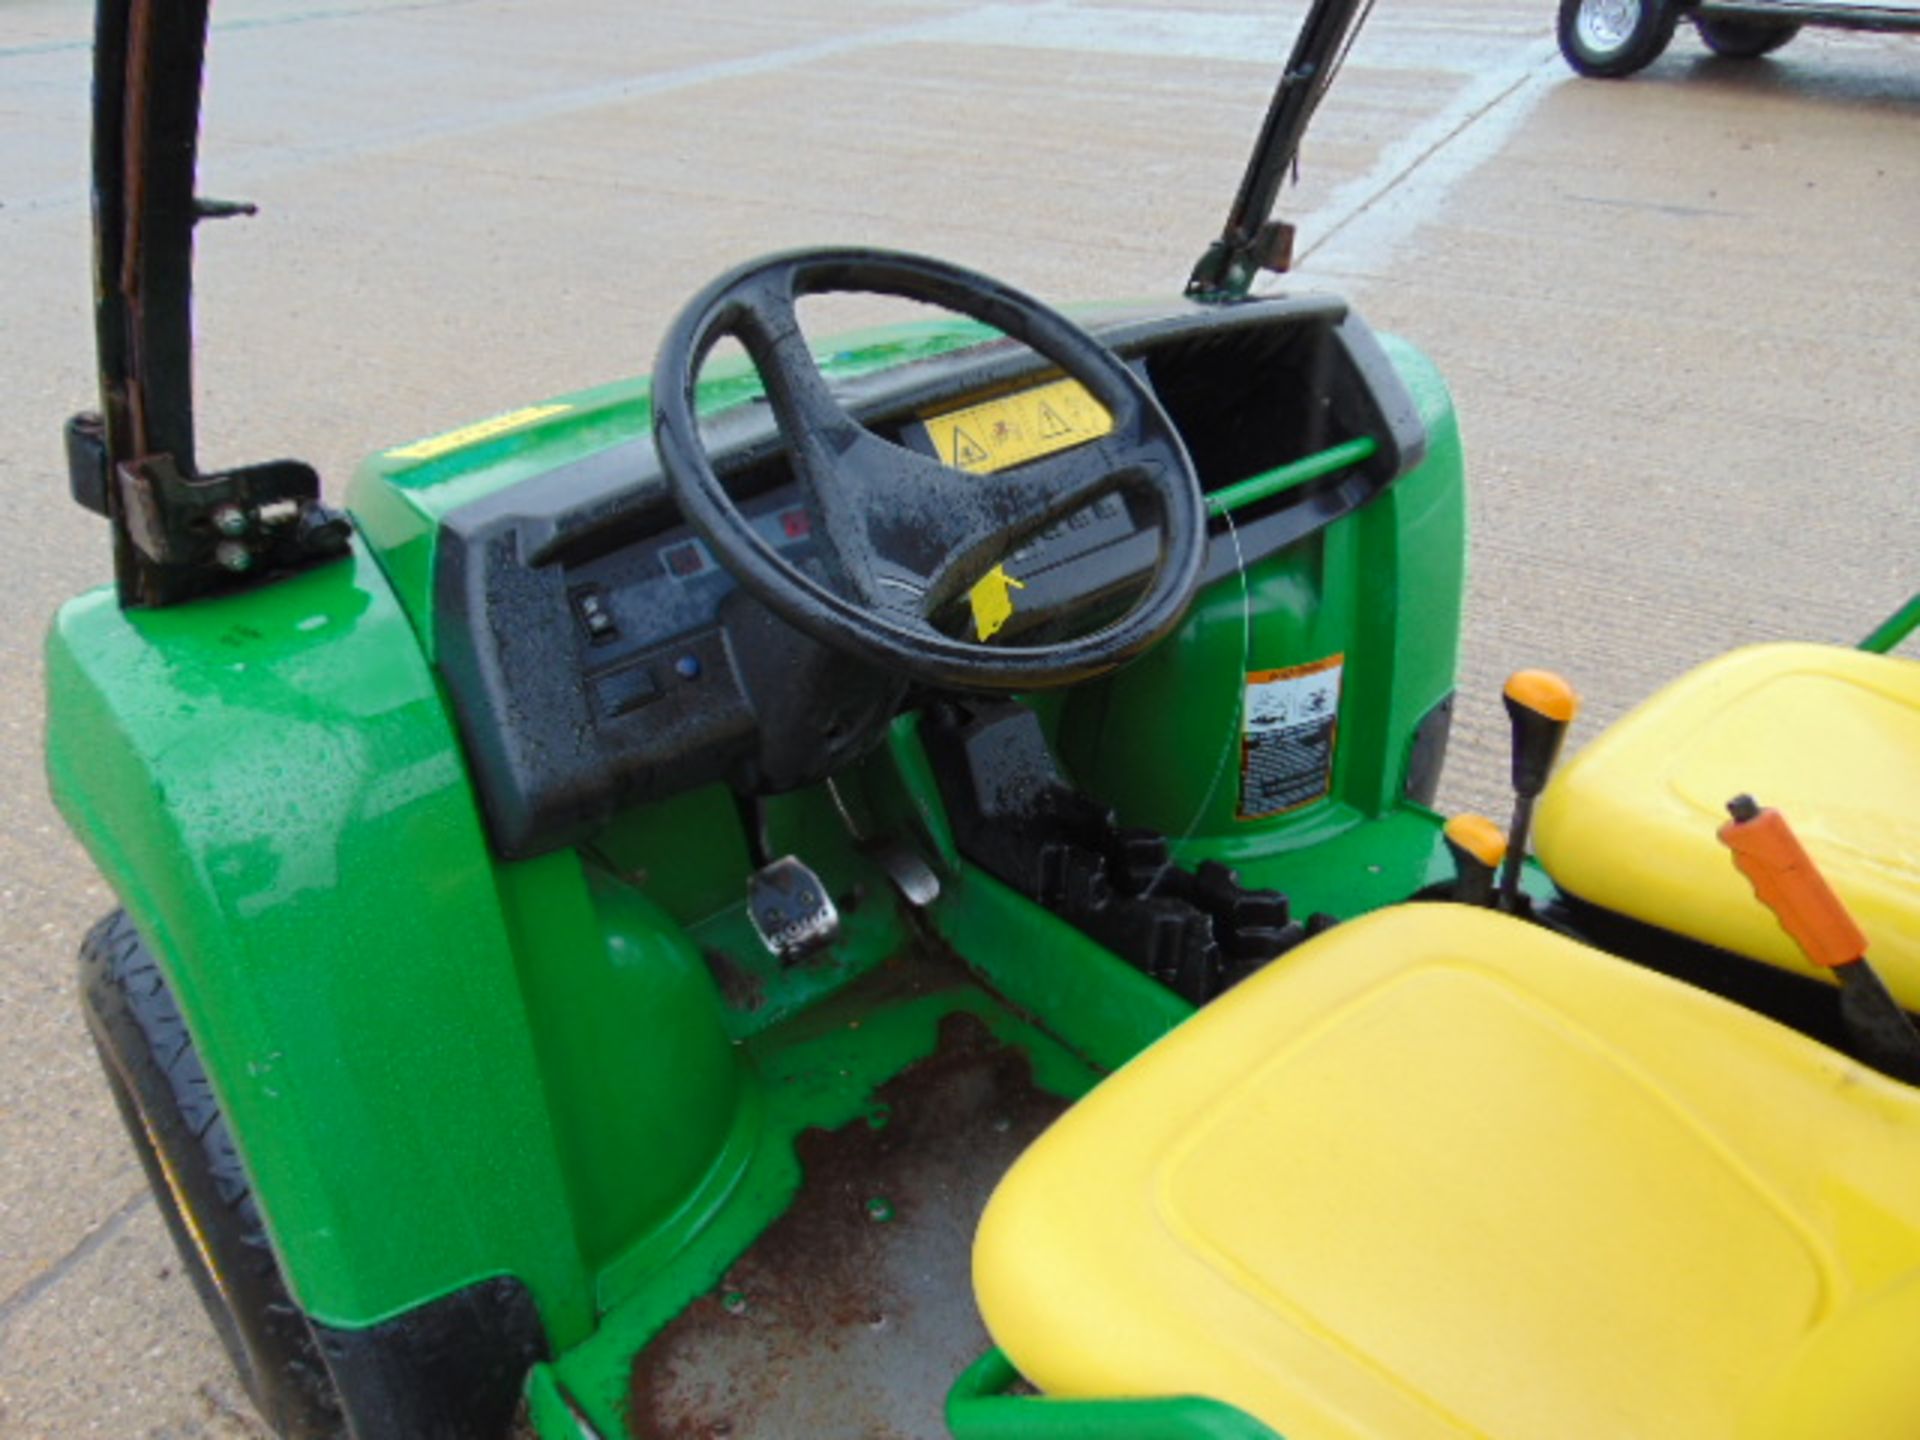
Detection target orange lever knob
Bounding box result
[1717,796,1867,970]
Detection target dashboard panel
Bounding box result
[433,293,1424,858]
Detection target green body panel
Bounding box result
[42,549,903,1344]
[493,858,745,1283]
[931,864,1197,1072]
[546,977,1102,1436]
[44,554,596,1339]
[47,302,1472,1433]
[524,1362,584,1437]
[947,1350,1283,1440]
[1058,333,1464,854]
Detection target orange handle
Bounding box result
[1503,669,1580,724]
[1717,796,1867,970]
[1444,813,1507,870]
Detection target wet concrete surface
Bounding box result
[0,1,1914,1433]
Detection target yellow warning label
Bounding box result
[386,403,572,462]
[921,378,1112,475]
[951,427,992,469]
[967,563,1027,641]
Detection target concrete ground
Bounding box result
[1,1,1915,1434]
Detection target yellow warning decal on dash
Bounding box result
[921,378,1112,475]
[386,403,572,462]
[967,563,1027,642]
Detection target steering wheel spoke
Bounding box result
[652,247,1208,690]
[982,432,1140,527]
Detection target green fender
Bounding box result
[44,544,741,1347]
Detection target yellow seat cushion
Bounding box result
[1533,643,1920,1008]
[974,905,1920,1440]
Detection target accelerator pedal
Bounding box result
[747,855,841,963]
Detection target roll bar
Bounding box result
[1187,0,1376,302]
[75,0,346,609]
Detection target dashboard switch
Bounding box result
[590,660,661,719]
[571,585,618,643]
[661,540,712,580]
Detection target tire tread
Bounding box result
[79,910,346,1439]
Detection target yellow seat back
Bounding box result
[1534,643,1920,1005]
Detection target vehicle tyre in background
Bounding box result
[1557,0,1680,76]
[80,910,347,1439]
[1695,15,1801,57]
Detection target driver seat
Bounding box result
[1532,642,1920,1007]
[973,904,1920,1440]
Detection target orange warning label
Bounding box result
[1238,655,1343,820]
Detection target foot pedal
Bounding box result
[747,856,840,963]
[869,838,941,908]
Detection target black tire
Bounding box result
[80,910,346,1439]
[1557,0,1680,77]
[1696,15,1800,57]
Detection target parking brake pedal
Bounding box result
[747,855,840,963]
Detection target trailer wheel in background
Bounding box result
[1696,15,1801,57]
[1557,0,1680,76]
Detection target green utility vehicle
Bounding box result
[49,2,1920,1438]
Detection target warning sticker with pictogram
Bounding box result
[1238,655,1343,820]
[918,378,1113,474]
[949,427,991,469]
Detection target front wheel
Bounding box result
[1696,15,1800,57]
[80,910,347,1438]
[1557,0,1679,77]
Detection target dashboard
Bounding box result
[434,293,1425,858]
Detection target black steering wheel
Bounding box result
[651,248,1207,690]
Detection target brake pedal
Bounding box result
[870,838,941,908]
[747,855,840,963]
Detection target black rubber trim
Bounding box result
[310,1276,548,1440]
[1403,691,1454,807]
